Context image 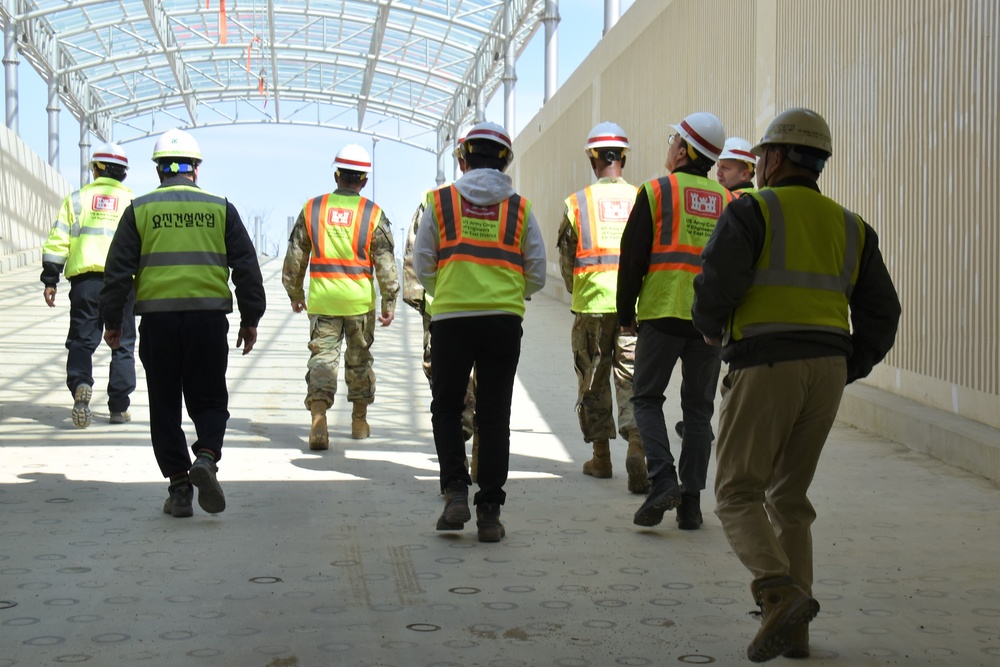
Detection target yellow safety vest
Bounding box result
[42,177,133,278]
[132,186,231,314]
[303,193,381,316]
[428,185,530,317]
[636,172,732,321]
[565,179,637,313]
[726,186,865,342]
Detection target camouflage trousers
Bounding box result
[305,311,376,409]
[571,312,637,441]
[422,311,476,439]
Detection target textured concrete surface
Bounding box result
[1,257,998,666]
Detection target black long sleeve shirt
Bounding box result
[100,176,266,330]
[692,176,901,383]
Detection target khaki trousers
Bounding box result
[714,356,846,594]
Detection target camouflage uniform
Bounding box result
[403,199,476,438]
[283,194,399,409]
[557,202,638,442]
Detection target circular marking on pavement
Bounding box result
[517,569,547,577]
[918,608,952,617]
[191,611,226,619]
[2,616,37,626]
[609,584,640,592]
[561,528,588,534]
[249,576,282,584]
[34,554,67,561]
[705,597,738,605]
[503,586,535,593]
[186,649,223,657]
[102,596,139,604]
[93,633,130,643]
[113,565,142,573]
[923,647,955,656]
[406,623,440,632]
[318,642,352,652]
[224,627,262,636]
[330,560,359,567]
[24,636,66,646]
[663,582,693,590]
[557,585,587,592]
[443,639,479,649]
[973,608,1000,617]
[449,587,480,595]
[861,648,897,657]
[862,591,894,600]
[309,605,346,615]
[917,625,952,635]
[816,578,849,586]
[570,569,599,576]
[915,589,948,598]
[483,602,517,610]
[678,655,715,664]
[303,575,336,583]
[53,655,91,663]
[860,608,894,617]
[640,618,675,627]
[57,567,91,574]
[436,557,464,565]
[166,595,198,603]
[1,568,31,575]
[857,627,891,635]
[416,572,442,580]
[650,597,683,607]
[619,567,648,575]
[594,599,626,608]
[0,600,17,610]
[584,620,616,629]
[540,601,570,609]
[66,615,101,623]
[44,598,80,607]
[614,657,651,665]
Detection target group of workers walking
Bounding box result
[39,105,900,662]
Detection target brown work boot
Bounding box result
[476,503,505,542]
[470,431,480,483]
[436,481,471,530]
[351,402,370,439]
[309,401,329,450]
[582,439,612,478]
[782,623,810,658]
[625,431,649,493]
[747,577,820,663]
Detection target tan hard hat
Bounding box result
[751,107,832,156]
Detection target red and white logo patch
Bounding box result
[598,198,632,221]
[92,195,119,212]
[461,200,499,220]
[327,208,353,226]
[684,188,723,218]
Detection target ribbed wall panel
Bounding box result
[511,0,999,427]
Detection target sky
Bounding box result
[13,0,636,256]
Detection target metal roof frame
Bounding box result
[2,0,543,155]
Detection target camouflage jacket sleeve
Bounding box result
[401,202,425,310]
[372,211,399,314]
[281,210,311,303]
[556,207,577,294]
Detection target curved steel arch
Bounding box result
[3,0,543,154]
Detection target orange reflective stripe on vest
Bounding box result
[647,174,730,274]
[304,194,378,281]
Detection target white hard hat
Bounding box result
[585,122,630,152]
[672,112,725,162]
[151,128,202,163]
[91,142,129,169]
[719,137,757,165]
[461,121,513,166]
[333,144,373,173]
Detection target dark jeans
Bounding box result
[430,315,522,506]
[138,311,230,478]
[631,323,721,494]
[66,275,136,412]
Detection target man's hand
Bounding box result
[621,317,638,336]
[236,327,258,355]
[43,287,57,308]
[290,299,306,313]
[703,335,722,347]
[104,329,122,350]
[378,310,394,327]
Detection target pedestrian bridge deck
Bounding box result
[1,257,997,666]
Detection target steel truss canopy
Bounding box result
[3,0,544,153]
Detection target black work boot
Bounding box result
[676,492,703,530]
[476,503,505,542]
[163,481,193,518]
[633,472,681,527]
[747,576,819,662]
[189,453,226,514]
[436,481,471,530]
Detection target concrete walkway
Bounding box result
[1,256,997,666]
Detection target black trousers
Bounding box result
[138,311,230,478]
[66,274,136,412]
[430,314,522,506]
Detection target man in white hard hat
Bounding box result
[41,142,136,428]
[100,128,266,519]
[617,111,732,531]
[716,137,758,195]
[556,121,647,494]
[413,121,546,542]
[402,129,479,479]
[693,107,900,662]
[283,143,399,448]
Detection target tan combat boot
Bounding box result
[309,401,329,451]
[747,576,819,663]
[582,439,613,478]
[625,430,650,494]
[351,402,371,439]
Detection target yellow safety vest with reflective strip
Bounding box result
[132,186,231,314]
[303,193,380,316]
[42,177,133,278]
[636,173,731,322]
[428,185,529,317]
[726,186,865,343]
[565,179,637,313]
